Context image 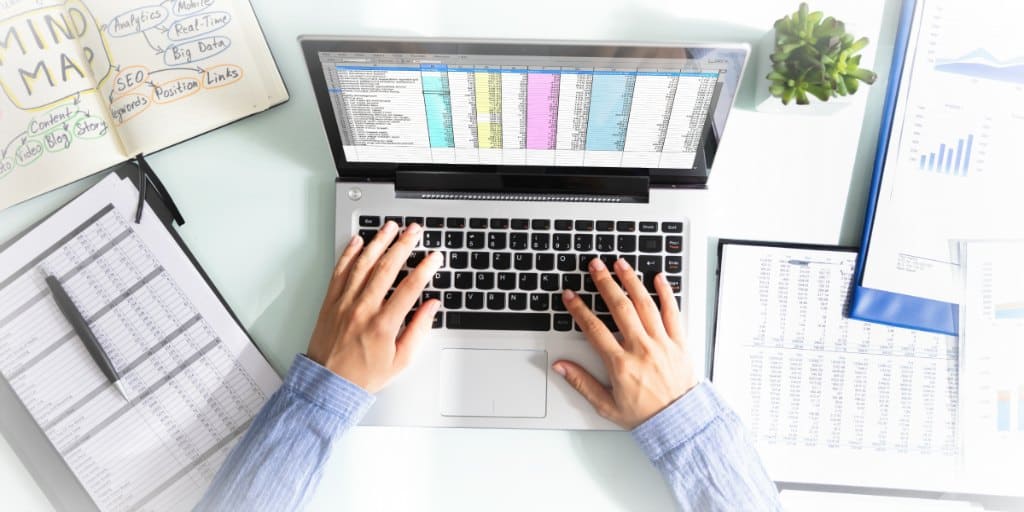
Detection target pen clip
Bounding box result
[133,153,185,227]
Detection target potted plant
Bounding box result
[755,3,878,113]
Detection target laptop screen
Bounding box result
[303,39,747,180]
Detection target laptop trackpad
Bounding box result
[439,349,547,418]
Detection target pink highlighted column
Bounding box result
[526,71,560,149]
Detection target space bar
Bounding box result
[446,312,550,331]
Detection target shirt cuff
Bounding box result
[283,354,376,421]
[630,382,728,462]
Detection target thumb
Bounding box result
[394,300,439,371]
[553,360,617,422]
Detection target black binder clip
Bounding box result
[133,154,185,226]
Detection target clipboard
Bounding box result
[0,161,274,511]
[848,0,959,336]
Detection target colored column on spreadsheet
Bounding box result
[526,71,560,150]
[586,72,636,151]
[475,71,503,149]
[1019,386,1024,431]
[421,72,455,148]
[997,390,1011,431]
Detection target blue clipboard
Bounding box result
[849,0,959,336]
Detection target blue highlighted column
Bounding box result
[963,134,974,176]
[420,64,455,148]
[585,71,636,151]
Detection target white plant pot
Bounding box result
[754,29,856,115]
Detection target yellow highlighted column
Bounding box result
[475,71,502,148]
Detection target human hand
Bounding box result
[553,258,698,429]
[306,221,443,393]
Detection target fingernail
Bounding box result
[552,363,566,377]
[430,251,444,265]
[383,220,397,232]
[349,234,361,245]
[407,223,422,234]
[562,288,576,301]
[615,258,630,271]
[590,258,606,271]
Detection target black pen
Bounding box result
[45,275,129,401]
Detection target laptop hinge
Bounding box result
[394,171,649,203]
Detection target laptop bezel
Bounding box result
[299,36,749,188]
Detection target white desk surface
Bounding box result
[0,0,899,510]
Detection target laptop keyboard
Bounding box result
[357,215,685,332]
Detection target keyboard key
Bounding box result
[562,274,582,291]
[531,233,550,251]
[465,292,484,310]
[407,251,426,267]
[471,253,489,270]
[620,254,637,268]
[617,235,636,252]
[433,271,451,289]
[426,217,445,228]
[583,275,597,292]
[488,232,507,250]
[553,234,572,251]
[554,219,573,231]
[639,236,662,253]
[467,232,485,249]
[432,311,443,328]
[557,254,575,271]
[597,314,618,332]
[492,252,511,270]
[449,251,469,269]
[599,254,617,269]
[541,273,560,291]
[639,221,658,232]
[578,253,597,270]
[666,236,682,254]
[395,270,408,286]
[447,217,466,229]
[359,215,380,227]
[470,217,488,229]
[577,293,593,309]
[510,233,529,250]
[454,272,473,289]
[662,222,683,233]
[486,292,506,310]
[498,272,517,290]
[511,218,529,230]
[514,253,533,271]
[358,229,376,243]
[446,312,549,331]
[665,275,682,293]
[529,293,549,311]
[405,216,424,227]
[596,220,614,232]
[666,256,682,274]
[616,221,636,232]
[552,293,566,311]
[509,292,528,311]
[594,295,609,313]
[574,234,593,251]
[424,231,442,248]
[574,220,594,231]
[475,272,495,290]
[490,218,509,229]
[553,314,573,331]
[531,219,551,230]
[596,235,615,252]
[422,290,440,303]
[536,253,555,271]
[518,273,538,291]
[385,216,403,226]
[444,291,462,309]
[445,231,464,249]
[638,256,662,276]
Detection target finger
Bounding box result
[361,223,424,303]
[326,234,364,303]
[613,258,667,339]
[655,272,684,341]
[588,258,647,347]
[562,289,622,358]
[394,299,439,371]
[338,221,399,306]
[552,360,617,423]
[384,251,443,324]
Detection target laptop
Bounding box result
[300,37,748,429]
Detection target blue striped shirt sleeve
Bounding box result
[195,354,374,511]
[631,382,782,512]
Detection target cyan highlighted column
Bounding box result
[585,71,636,151]
[421,64,455,148]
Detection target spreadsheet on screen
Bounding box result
[317,51,732,169]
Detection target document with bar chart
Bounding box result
[959,240,1024,496]
[861,0,1024,305]
[316,52,728,169]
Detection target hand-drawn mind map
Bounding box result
[0,0,247,178]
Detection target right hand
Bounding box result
[553,257,698,429]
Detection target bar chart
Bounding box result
[995,387,1024,432]
[917,133,974,176]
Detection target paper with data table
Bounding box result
[0,174,280,511]
[713,243,962,492]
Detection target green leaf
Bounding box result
[844,76,860,94]
[847,37,869,54]
[766,71,788,81]
[770,84,786,97]
[849,68,877,84]
[782,87,796,105]
[805,83,832,101]
[796,87,810,105]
